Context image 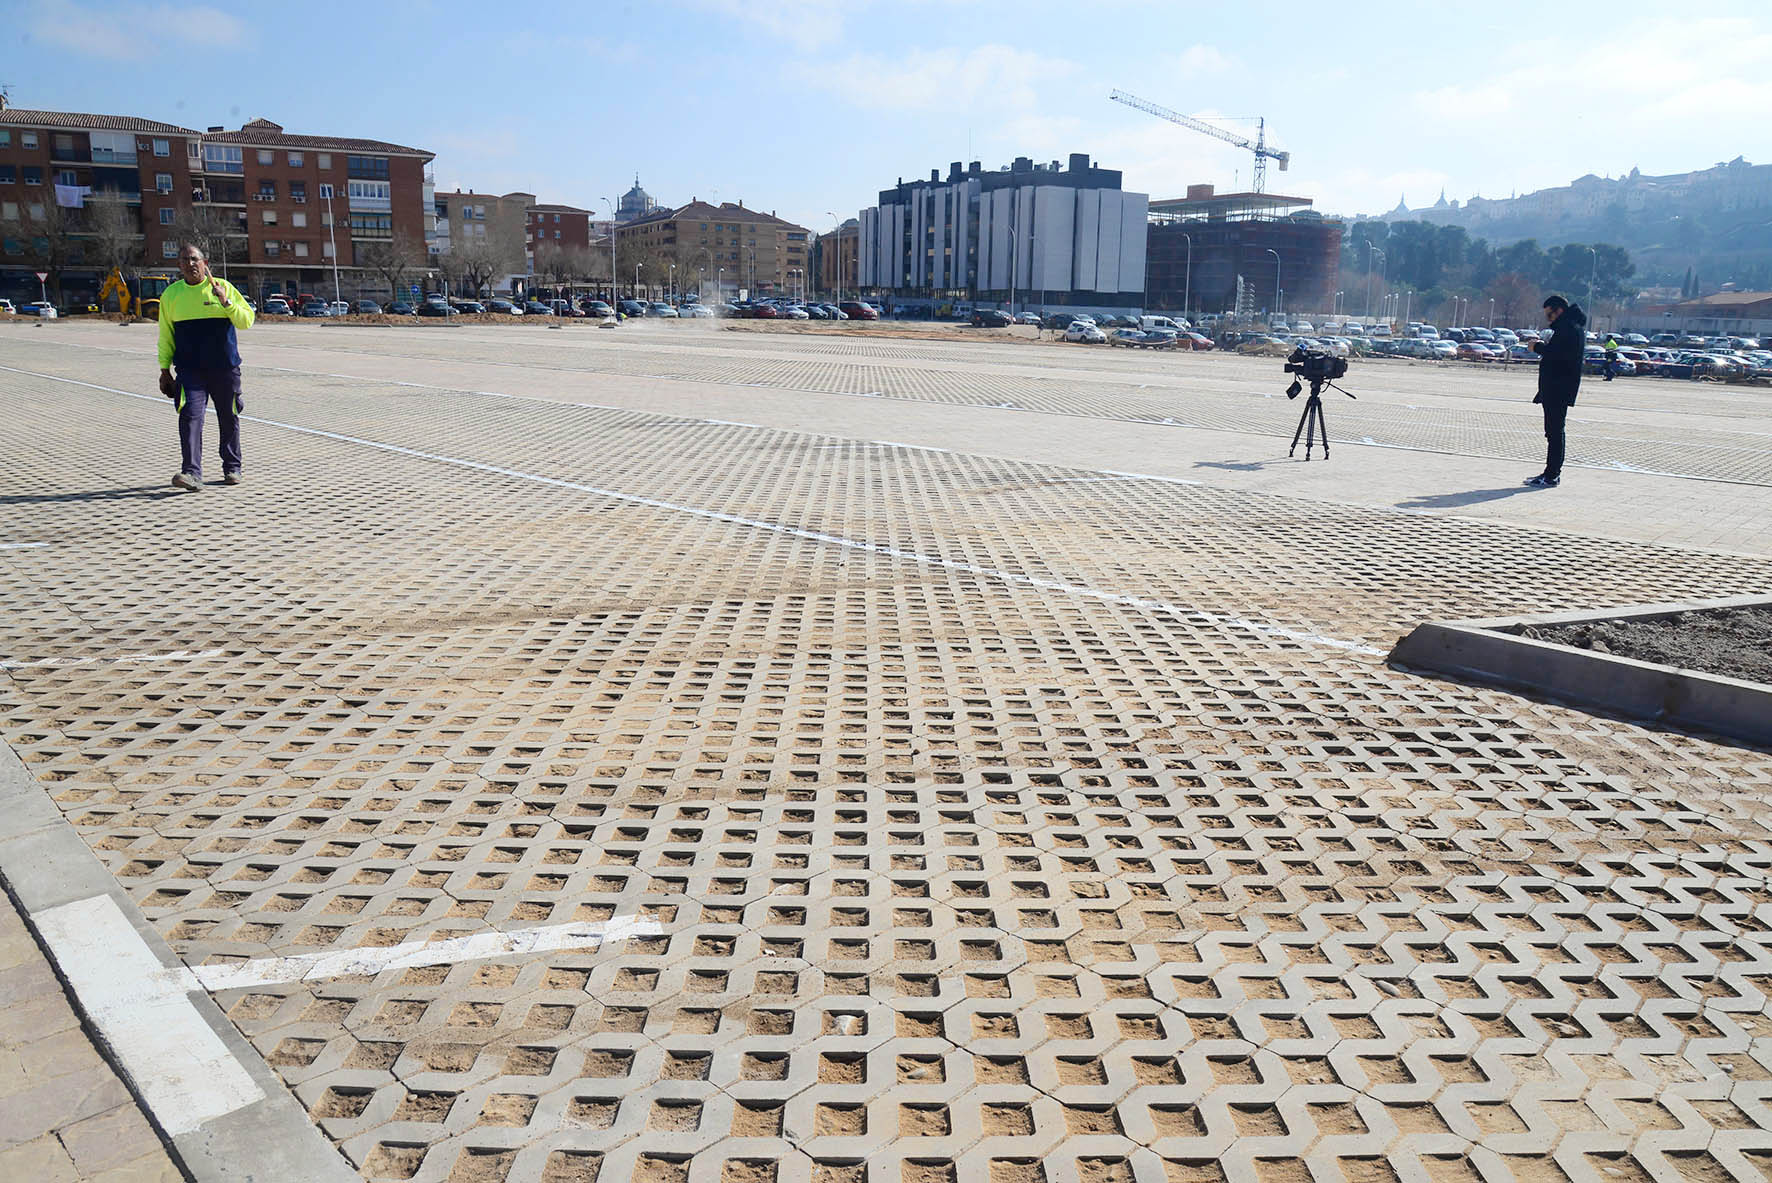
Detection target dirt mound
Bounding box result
[1522,606,1772,684]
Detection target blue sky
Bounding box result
[12,0,1769,232]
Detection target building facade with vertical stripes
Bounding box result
[858,154,1148,314]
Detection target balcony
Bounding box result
[50,145,92,164]
[90,147,136,166]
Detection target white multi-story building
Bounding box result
[858,154,1148,314]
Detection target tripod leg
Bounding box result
[1289,401,1312,457]
[1315,401,1330,457]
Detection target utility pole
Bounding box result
[602,197,617,306]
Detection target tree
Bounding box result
[84,194,144,292]
[435,250,464,297]
[170,205,244,277]
[361,232,422,302]
[1,197,77,303]
[454,240,498,298]
[1487,272,1537,327]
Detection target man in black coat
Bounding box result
[1524,294,1587,487]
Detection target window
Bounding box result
[164,240,179,258]
[88,131,134,164]
[317,153,330,170]
[23,166,42,185]
[288,152,303,168]
[22,132,38,150]
[553,213,560,223]
[256,181,277,200]
[346,155,389,180]
[348,212,391,237]
[294,242,309,258]
[0,166,13,184]
[292,212,306,228]
[0,131,10,148]
[263,241,280,258]
[1,202,15,220]
[321,212,332,227]
[159,208,174,225]
[322,240,335,258]
[257,150,273,166]
[203,144,243,173]
[290,181,306,202]
[261,210,277,225]
[318,183,333,200]
[156,173,173,193]
[57,170,78,186]
[153,139,170,157]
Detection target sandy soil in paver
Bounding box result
[5,324,1772,1183]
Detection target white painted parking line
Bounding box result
[33,895,264,1136]
[0,541,51,550]
[1,647,229,672]
[0,364,1383,656]
[192,916,664,991]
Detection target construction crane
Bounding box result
[1109,89,1290,194]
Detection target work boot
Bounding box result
[172,472,200,492]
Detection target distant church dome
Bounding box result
[617,175,657,223]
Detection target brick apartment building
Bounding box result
[432,189,533,294]
[0,108,200,301]
[0,106,433,304]
[616,199,811,301]
[815,219,859,300]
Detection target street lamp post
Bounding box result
[669,262,676,307]
[602,198,617,307]
[1265,248,1281,321]
[634,262,642,301]
[321,183,341,304]
[1488,297,1495,328]
[1587,246,1599,324]
[717,267,724,304]
[1179,232,1192,321]
[826,211,842,304]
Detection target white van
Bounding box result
[1139,315,1184,332]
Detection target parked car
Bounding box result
[524,301,554,316]
[486,298,518,314]
[0,298,14,315]
[970,309,1013,327]
[819,304,848,320]
[299,302,329,318]
[1064,321,1107,343]
[780,304,811,319]
[649,302,678,317]
[618,299,647,317]
[1181,332,1214,351]
[452,300,486,314]
[262,297,292,316]
[324,300,348,317]
[352,300,382,315]
[383,301,414,316]
[416,300,456,318]
[748,303,778,319]
[18,301,58,318]
[1013,312,1041,325]
[1455,342,1492,362]
[583,300,614,318]
[838,301,878,320]
[681,304,715,318]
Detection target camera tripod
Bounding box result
[1287,376,1356,460]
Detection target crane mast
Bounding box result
[1108,89,1290,193]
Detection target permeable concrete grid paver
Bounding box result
[4,325,1772,1183]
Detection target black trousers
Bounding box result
[1540,399,1569,479]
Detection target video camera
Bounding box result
[1284,347,1347,395]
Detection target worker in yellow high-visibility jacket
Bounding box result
[157,243,254,491]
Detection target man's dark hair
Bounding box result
[1542,294,1569,311]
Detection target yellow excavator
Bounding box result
[98,269,177,318]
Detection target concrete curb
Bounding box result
[1389,594,1772,748]
[0,743,356,1182]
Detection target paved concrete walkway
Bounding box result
[0,891,181,1182]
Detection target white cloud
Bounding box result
[690,0,849,51]
[792,44,1078,113]
[1174,45,1238,75]
[31,0,246,60]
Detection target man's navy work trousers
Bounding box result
[176,366,242,479]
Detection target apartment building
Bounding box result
[0,108,202,300]
[815,219,859,299]
[0,107,434,302]
[527,203,592,253]
[859,154,1149,315]
[202,118,433,298]
[432,189,533,293]
[616,199,811,299]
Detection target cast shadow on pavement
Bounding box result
[1193,460,1274,472]
[0,485,181,506]
[1396,486,1538,510]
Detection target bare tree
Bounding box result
[454,240,498,298]
[1487,272,1537,329]
[171,205,244,277]
[435,250,464,297]
[361,232,423,302]
[85,195,144,293]
[1,197,77,303]
[535,242,575,293]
